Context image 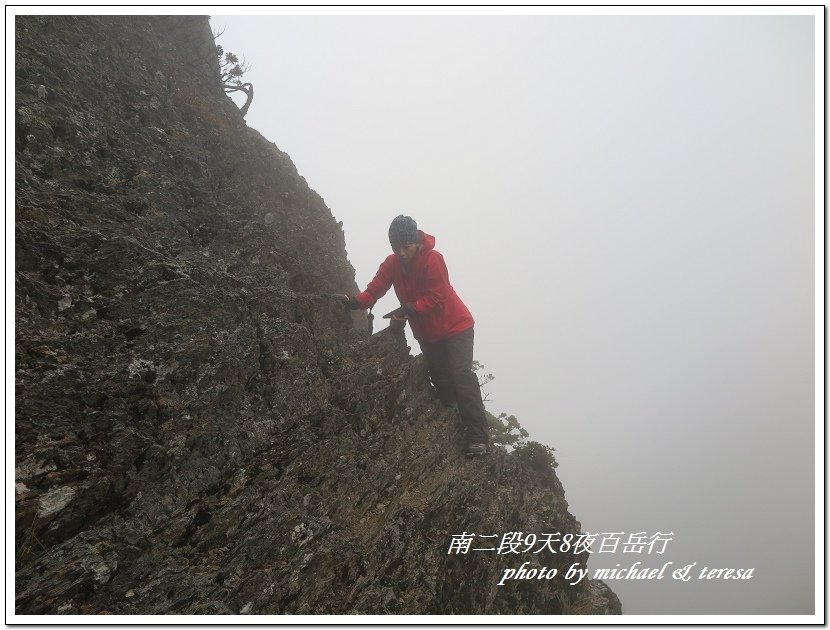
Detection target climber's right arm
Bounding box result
[353,256,396,309]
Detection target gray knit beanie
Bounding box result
[388,215,419,248]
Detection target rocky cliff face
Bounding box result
[14,15,621,615]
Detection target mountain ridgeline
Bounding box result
[14,16,621,615]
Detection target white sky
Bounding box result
[211,10,820,617]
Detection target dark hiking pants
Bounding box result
[419,327,489,445]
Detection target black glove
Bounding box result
[383,304,414,319]
[341,295,362,310]
[333,294,354,308]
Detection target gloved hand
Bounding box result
[337,294,363,310]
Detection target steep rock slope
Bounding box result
[14,15,621,615]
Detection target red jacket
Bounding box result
[356,231,474,343]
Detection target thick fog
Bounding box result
[211,11,818,617]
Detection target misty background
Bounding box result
[211,12,817,615]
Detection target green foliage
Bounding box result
[216,44,250,86]
[213,36,254,115]
[474,361,529,448]
[513,440,559,473]
[472,359,494,401]
[486,410,529,448]
[473,361,558,476]
[472,360,494,388]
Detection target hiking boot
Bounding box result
[466,442,488,456]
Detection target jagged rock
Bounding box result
[14,15,621,615]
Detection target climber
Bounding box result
[342,215,490,456]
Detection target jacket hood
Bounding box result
[419,231,436,251]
